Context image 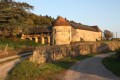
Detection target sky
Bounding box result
[16,0,120,38]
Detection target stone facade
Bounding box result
[52,26,71,45]
[52,17,102,45]
[72,29,102,42]
[21,17,102,45]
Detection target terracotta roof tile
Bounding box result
[54,17,70,26]
[29,27,52,34]
[90,26,102,32]
[70,22,102,32]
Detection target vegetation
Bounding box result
[0,0,53,57]
[104,30,114,40]
[0,38,43,58]
[0,0,54,40]
[7,54,93,80]
[102,54,120,77]
[103,49,120,77]
[0,38,42,48]
[115,48,120,61]
[0,0,33,39]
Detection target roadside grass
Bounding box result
[0,39,42,48]
[102,54,120,77]
[7,54,94,80]
[0,57,20,65]
[0,53,32,65]
[0,38,43,58]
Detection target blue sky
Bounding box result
[16,0,120,38]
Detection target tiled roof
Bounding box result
[70,22,102,32]
[54,17,70,26]
[90,26,102,32]
[29,27,52,34]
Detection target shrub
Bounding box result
[116,48,120,61]
[102,54,120,77]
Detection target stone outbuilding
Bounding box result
[21,17,102,45]
[21,27,52,44]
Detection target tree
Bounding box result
[104,30,114,40]
[0,0,55,40]
[0,1,33,39]
[0,0,13,2]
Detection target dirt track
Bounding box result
[0,59,20,80]
[0,53,31,80]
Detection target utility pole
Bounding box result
[116,32,117,38]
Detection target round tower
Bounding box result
[52,17,71,45]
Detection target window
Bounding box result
[54,39,56,44]
[54,29,56,33]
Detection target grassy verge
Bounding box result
[7,54,94,80]
[0,53,32,65]
[102,54,120,77]
[0,38,42,48]
[0,38,43,58]
[0,57,20,65]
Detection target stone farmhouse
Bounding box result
[21,17,102,45]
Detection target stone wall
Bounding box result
[71,29,102,42]
[29,41,120,64]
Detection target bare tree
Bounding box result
[104,30,114,40]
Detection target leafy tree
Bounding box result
[0,0,13,2]
[0,0,55,40]
[0,1,33,39]
[104,30,114,40]
[34,15,54,26]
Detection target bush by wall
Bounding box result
[116,48,120,61]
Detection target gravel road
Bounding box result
[0,59,20,80]
[0,53,32,80]
[63,53,120,80]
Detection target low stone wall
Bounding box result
[29,41,120,64]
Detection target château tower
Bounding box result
[52,17,72,45]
